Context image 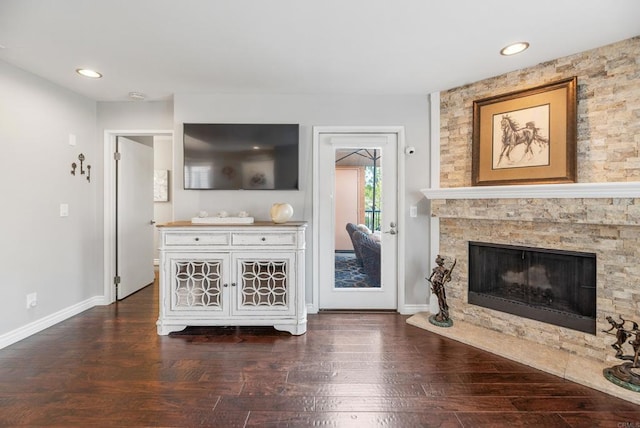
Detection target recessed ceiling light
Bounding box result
[76,68,102,78]
[500,42,530,56]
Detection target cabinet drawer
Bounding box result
[164,233,229,246]
[232,232,296,246]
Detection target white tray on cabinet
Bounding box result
[191,216,254,224]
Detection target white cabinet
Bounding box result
[157,222,307,335]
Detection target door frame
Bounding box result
[103,129,173,304]
[311,126,406,313]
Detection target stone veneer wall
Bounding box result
[433,36,640,364]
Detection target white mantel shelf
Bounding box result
[421,181,640,200]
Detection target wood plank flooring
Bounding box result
[1,280,639,427]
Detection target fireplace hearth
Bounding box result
[468,242,596,334]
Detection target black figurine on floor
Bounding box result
[427,255,456,327]
[603,315,640,392]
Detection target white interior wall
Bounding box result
[0,60,100,338]
[153,135,174,261]
[0,78,432,344]
[173,93,431,308]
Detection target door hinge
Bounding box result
[114,275,121,285]
[114,152,121,161]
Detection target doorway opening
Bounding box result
[103,130,174,304]
[313,126,405,312]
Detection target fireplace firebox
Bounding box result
[468,242,596,334]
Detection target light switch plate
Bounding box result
[410,205,417,218]
[69,134,77,146]
[60,203,69,217]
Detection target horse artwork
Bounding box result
[473,77,576,186]
[494,113,550,168]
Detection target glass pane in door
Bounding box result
[334,148,382,289]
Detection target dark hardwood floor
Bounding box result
[1,280,639,427]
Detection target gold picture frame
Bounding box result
[472,77,577,186]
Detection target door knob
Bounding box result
[150,220,156,225]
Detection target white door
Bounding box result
[117,136,155,299]
[317,132,398,309]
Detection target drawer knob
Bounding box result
[194,237,200,241]
[223,283,228,287]
[231,282,237,287]
[261,237,266,241]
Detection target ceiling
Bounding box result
[1,1,639,102]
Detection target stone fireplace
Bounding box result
[428,36,640,350]
[426,195,638,360]
[420,36,640,402]
[418,191,640,403]
[468,241,596,334]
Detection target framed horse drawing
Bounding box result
[472,77,577,186]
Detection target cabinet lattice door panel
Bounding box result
[233,253,296,316]
[240,260,288,307]
[171,257,226,312]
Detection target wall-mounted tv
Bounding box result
[183,123,299,190]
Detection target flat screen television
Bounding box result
[183,123,299,190]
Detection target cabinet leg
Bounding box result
[273,322,307,335]
[156,322,187,335]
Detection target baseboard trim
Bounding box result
[398,304,430,315]
[0,296,106,350]
[308,303,429,315]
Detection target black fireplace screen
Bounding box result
[468,242,596,334]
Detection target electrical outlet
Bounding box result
[26,292,37,309]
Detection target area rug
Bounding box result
[334,252,371,288]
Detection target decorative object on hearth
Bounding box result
[270,203,293,224]
[472,77,577,186]
[426,255,456,327]
[603,315,640,392]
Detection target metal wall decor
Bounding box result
[70,153,91,182]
